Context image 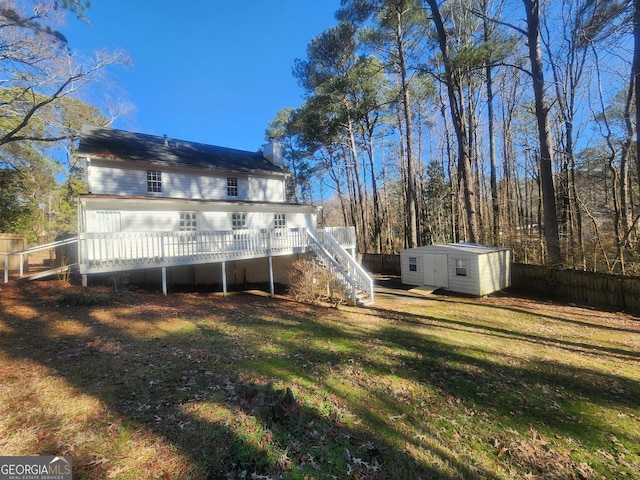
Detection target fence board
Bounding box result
[510,263,639,313]
[0,234,27,269]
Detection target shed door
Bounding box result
[424,254,449,288]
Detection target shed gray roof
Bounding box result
[77,125,285,175]
[402,243,509,255]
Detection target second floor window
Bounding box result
[227,177,238,197]
[147,170,162,193]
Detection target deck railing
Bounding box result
[321,226,357,248]
[79,228,309,274]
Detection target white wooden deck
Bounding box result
[78,227,324,274]
[4,226,372,304]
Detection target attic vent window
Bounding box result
[147,170,162,193]
[227,177,238,197]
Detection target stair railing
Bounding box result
[317,229,374,304]
[307,231,358,304]
[4,235,78,283]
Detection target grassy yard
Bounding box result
[0,279,638,479]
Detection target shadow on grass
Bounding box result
[0,282,478,479]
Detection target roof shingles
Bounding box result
[77,125,285,175]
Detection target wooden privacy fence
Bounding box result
[0,234,27,270]
[509,263,640,313]
[361,253,401,275]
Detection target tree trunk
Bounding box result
[394,10,419,248]
[485,43,499,245]
[427,0,480,244]
[523,0,562,266]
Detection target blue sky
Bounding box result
[62,1,340,152]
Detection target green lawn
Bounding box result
[0,280,638,479]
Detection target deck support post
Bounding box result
[268,256,274,297]
[82,274,87,287]
[161,267,167,295]
[222,261,227,297]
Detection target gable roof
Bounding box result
[402,243,509,255]
[77,125,286,176]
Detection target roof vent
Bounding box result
[163,134,169,147]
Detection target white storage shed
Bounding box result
[400,243,511,296]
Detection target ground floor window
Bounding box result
[231,212,247,229]
[455,259,468,276]
[179,212,197,243]
[409,256,417,272]
[96,211,121,233]
[274,213,286,229]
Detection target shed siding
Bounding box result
[477,250,511,295]
[400,251,424,286]
[446,254,481,296]
[400,244,511,296]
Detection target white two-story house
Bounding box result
[74,126,372,303]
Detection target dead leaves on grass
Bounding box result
[491,427,596,479]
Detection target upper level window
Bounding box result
[147,170,162,193]
[231,212,246,230]
[227,177,238,197]
[455,259,468,276]
[409,256,417,272]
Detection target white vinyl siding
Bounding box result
[400,253,423,286]
[85,199,315,232]
[249,176,285,202]
[88,160,283,201]
[95,211,122,232]
[446,255,478,295]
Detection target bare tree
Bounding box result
[0,2,127,149]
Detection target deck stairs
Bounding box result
[308,230,374,305]
[3,236,79,283]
